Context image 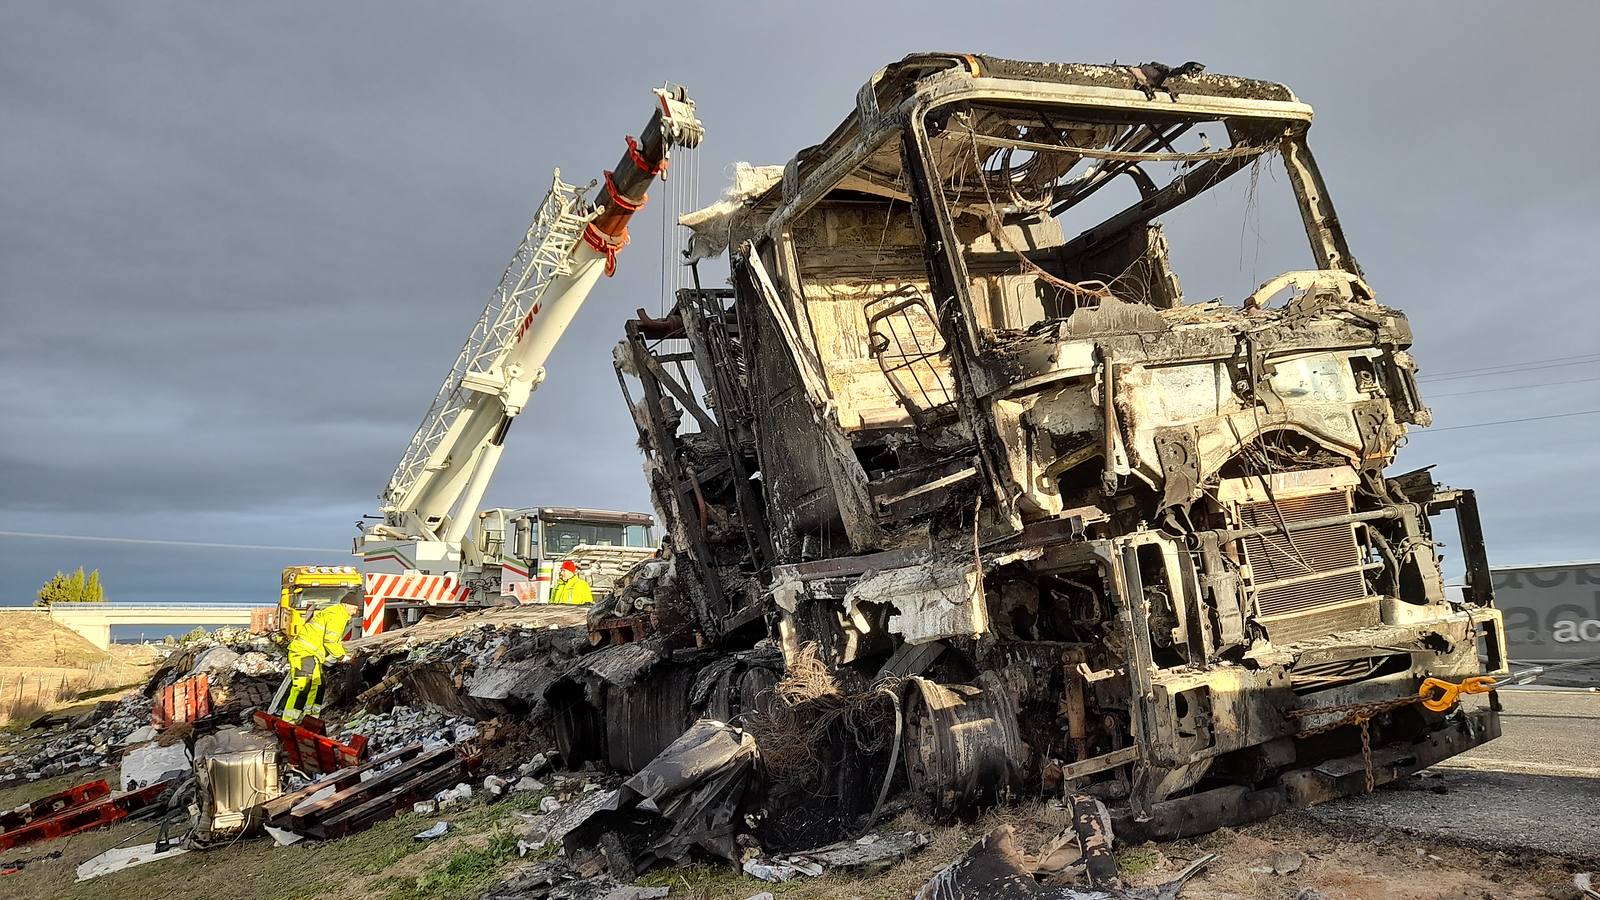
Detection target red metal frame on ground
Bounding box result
[0,780,170,851]
[0,779,112,831]
[151,673,212,728]
[252,709,369,775]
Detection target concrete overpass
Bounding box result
[46,604,255,649]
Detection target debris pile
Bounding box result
[0,52,1544,900]
[586,557,668,628]
[0,694,152,783]
[356,617,592,721]
[913,820,1215,899]
[334,706,482,756]
[144,627,287,724]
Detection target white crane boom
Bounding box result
[366,87,703,546]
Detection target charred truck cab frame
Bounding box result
[616,55,1506,836]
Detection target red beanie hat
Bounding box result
[560,559,578,574]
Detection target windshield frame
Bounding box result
[902,84,1352,352]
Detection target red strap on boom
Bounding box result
[626,136,668,178]
[583,222,628,277]
[602,170,647,212]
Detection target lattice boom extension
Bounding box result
[383,173,591,508]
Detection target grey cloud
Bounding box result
[4,1,1597,604]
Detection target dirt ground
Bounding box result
[0,611,154,724]
[1,776,1591,900]
[1136,813,1587,900]
[627,801,1592,900]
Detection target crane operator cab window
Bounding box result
[541,521,652,557]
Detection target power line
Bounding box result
[0,531,337,553]
[1410,409,1600,434]
[1417,353,1600,383]
[1417,351,1600,380]
[1426,374,1600,400]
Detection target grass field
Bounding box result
[0,611,152,724]
[0,772,553,900]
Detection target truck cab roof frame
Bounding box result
[756,54,1313,241]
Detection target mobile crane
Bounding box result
[352,87,703,632]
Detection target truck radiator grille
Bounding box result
[1239,490,1377,644]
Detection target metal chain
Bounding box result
[1286,696,1424,793]
[1285,695,1421,735]
[1358,716,1375,793]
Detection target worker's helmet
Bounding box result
[560,559,579,575]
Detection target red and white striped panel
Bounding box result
[363,570,469,616]
[365,571,470,603]
[362,592,386,636]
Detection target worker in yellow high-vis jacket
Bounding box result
[283,593,358,723]
[550,559,593,605]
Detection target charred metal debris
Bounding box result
[609,52,1508,841]
[0,54,1514,896]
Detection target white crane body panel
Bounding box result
[353,88,701,624]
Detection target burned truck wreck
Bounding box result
[607,54,1509,838]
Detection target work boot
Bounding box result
[307,704,323,718]
[283,708,304,725]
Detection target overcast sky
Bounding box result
[3,1,1596,604]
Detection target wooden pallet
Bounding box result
[257,744,421,822]
[261,743,475,839]
[152,673,212,728]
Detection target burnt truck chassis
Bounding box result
[611,54,1508,836]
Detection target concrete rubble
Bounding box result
[334,705,480,756]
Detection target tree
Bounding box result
[35,572,69,606]
[34,568,108,606]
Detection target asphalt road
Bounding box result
[1449,688,1600,777]
[1308,688,1600,861]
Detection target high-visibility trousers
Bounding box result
[284,650,324,716]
